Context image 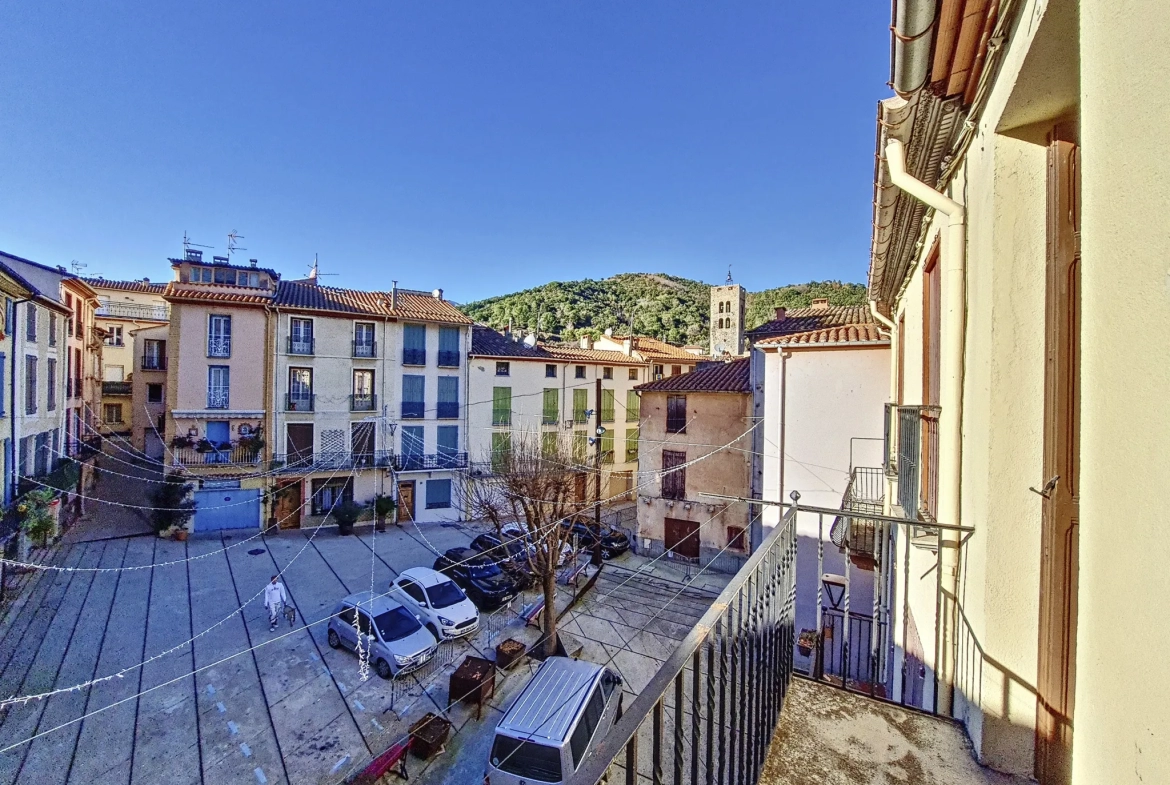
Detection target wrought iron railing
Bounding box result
[207,389,230,409]
[173,444,261,467]
[287,336,314,355]
[830,466,885,563]
[436,401,459,419]
[207,337,231,358]
[350,394,377,412]
[96,302,169,321]
[437,349,460,367]
[286,393,315,412]
[271,451,386,472]
[402,348,426,366]
[393,451,468,471]
[102,381,132,396]
[889,405,940,521]
[141,355,167,371]
[568,506,798,785]
[352,340,377,358]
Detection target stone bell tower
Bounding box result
[709,268,746,357]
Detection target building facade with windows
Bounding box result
[633,358,753,571]
[60,278,102,459]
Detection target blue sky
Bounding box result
[1,2,889,303]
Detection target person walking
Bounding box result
[264,575,288,632]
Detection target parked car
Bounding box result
[501,522,573,567]
[434,547,522,610]
[389,567,480,640]
[562,517,632,559]
[470,532,537,591]
[326,591,438,679]
[486,656,623,785]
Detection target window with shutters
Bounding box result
[600,389,615,423]
[666,395,687,433]
[626,390,640,422]
[437,376,459,419]
[662,450,686,499]
[46,359,56,411]
[25,304,36,341]
[25,355,37,414]
[492,387,512,426]
[437,426,459,466]
[541,431,558,457]
[542,388,559,425]
[403,324,426,365]
[572,431,588,462]
[573,388,589,424]
[426,479,452,509]
[727,526,747,551]
[626,427,639,461]
[401,375,425,419]
[400,426,424,470]
[600,431,614,464]
[491,431,512,474]
[438,326,460,367]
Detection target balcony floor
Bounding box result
[761,678,1031,785]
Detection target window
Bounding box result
[495,361,510,376]
[208,365,230,409]
[288,368,313,410]
[398,578,426,604]
[671,365,682,376]
[311,478,354,516]
[49,314,57,346]
[142,339,166,370]
[600,389,615,423]
[653,364,664,379]
[354,322,376,357]
[208,315,231,357]
[34,432,49,476]
[727,526,747,552]
[437,376,459,419]
[426,479,452,510]
[213,267,231,284]
[104,325,123,347]
[568,688,607,767]
[25,304,36,341]
[541,431,558,457]
[600,430,614,464]
[492,387,512,426]
[438,326,460,367]
[545,364,557,378]
[289,318,314,355]
[104,365,125,382]
[401,426,424,469]
[352,421,375,465]
[0,353,5,415]
[104,403,124,423]
[662,450,687,499]
[403,324,426,365]
[352,369,375,411]
[491,431,512,473]
[666,395,687,433]
[626,428,639,461]
[147,383,163,403]
[46,359,56,411]
[573,388,589,424]
[542,388,559,425]
[24,355,36,414]
[626,390,640,423]
[602,366,613,380]
[628,368,639,381]
[718,302,725,314]
[437,425,459,466]
[490,736,562,783]
[401,375,425,418]
[573,431,588,462]
[923,249,942,407]
[575,365,586,379]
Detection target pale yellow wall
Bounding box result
[131,324,168,452]
[1073,1,1170,783]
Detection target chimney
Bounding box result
[811,298,830,310]
[579,335,592,350]
[213,255,229,264]
[773,307,786,321]
[622,338,632,355]
[143,277,150,283]
[432,288,443,300]
[604,327,613,337]
[185,249,203,262]
[391,280,398,310]
[249,259,258,268]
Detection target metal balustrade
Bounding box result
[173,444,261,467]
[350,394,377,412]
[402,348,426,366]
[287,336,314,355]
[285,393,315,412]
[437,350,460,367]
[352,340,377,358]
[207,337,231,358]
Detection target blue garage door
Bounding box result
[193,488,261,532]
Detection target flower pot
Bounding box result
[174,529,189,542]
[495,638,526,670]
[337,521,355,536]
[409,713,451,760]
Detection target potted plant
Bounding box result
[238,433,265,460]
[332,499,365,536]
[194,438,214,454]
[19,489,58,547]
[373,494,396,532]
[797,628,818,658]
[150,471,197,539]
[171,435,194,449]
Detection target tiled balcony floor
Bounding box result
[761,678,1033,785]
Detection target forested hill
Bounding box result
[459,274,867,345]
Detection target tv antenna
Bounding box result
[70,260,87,276]
[226,230,247,257]
[182,231,213,253]
[307,253,339,282]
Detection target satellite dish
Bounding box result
[714,342,726,356]
[522,334,537,348]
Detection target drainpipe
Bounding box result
[885,137,965,716]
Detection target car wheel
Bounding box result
[427,623,441,640]
[602,549,612,560]
[375,658,393,680]
[327,629,341,649]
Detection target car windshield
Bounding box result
[373,607,422,642]
[468,560,502,579]
[425,580,466,609]
[491,735,562,783]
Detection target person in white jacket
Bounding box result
[264,575,288,632]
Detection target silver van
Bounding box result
[486,657,623,785]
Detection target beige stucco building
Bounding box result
[865,1,1170,783]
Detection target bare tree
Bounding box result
[463,430,586,656]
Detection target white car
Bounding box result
[501,523,572,567]
[390,567,480,640]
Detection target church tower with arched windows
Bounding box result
[709,270,746,357]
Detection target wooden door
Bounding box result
[274,481,302,529]
[286,423,313,461]
[397,481,415,523]
[1035,137,1080,785]
[664,517,700,560]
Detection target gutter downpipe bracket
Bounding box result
[885,137,965,717]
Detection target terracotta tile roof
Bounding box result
[612,334,701,361]
[748,304,876,339]
[754,322,888,347]
[84,277,167,294]
[636,358,751,394]
[274,280,388,315]
[470,325,548,358]
[390,290,473,325]
[168,257,281,280]
[162,283,273,306]
[539,345,643,365]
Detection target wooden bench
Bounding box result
[354,739,409,783]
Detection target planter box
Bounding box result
[409,713,451,760]
[450,656,496,720]
[495,639,526,670]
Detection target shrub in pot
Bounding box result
[332,499,365,536]
[373,494,396,532]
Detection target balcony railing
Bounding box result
[887,405,941,522]
[437,350,460,367]
[207,337,231,358]
[401,401,424,419]
[829,466,885,566]
[402,348,426,366]
[141,355,167,371]
[392,451,468,471]
[352,340,377,358]
[270,451,387,473]
[207,389,230,409]
[96,302,170,321]
[102,381,132,396]
[173,444,261,467]
[286,393,315,412]
[66,435,103,460]
[568,505,798,785]
[350,394,377,412]
[436,401,459,419]
[287,337,314,355]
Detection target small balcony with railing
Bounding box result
[96,301,170,321]
[829,466,885,570]
[349,393,377,412]
[101,381,132,397]
[391,451,468,472]
[401,400,424,419]
[437,349,460,367]
[352,339,377,358]
[270,451,387,473]
[206,389,230,410]
[285,393,315,412]
[287,336,314,356]
[436,401,459,419]
[207,337,231,358]
[886,403,941,542]
[172,441,262,468]
[402,348,426,366]
[140,354,167,371]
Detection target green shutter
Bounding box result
[601,389,615,423]
[626,390,640,422]
[542,388,559,425]
[573,389,588,423]
[541,431,558,458]
[491,431,512,473]
[626,427,640,461]
[492,387,512,426]
[573,431,588,462]
[600,431,614,464]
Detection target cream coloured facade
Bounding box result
[867,1,1170,783]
